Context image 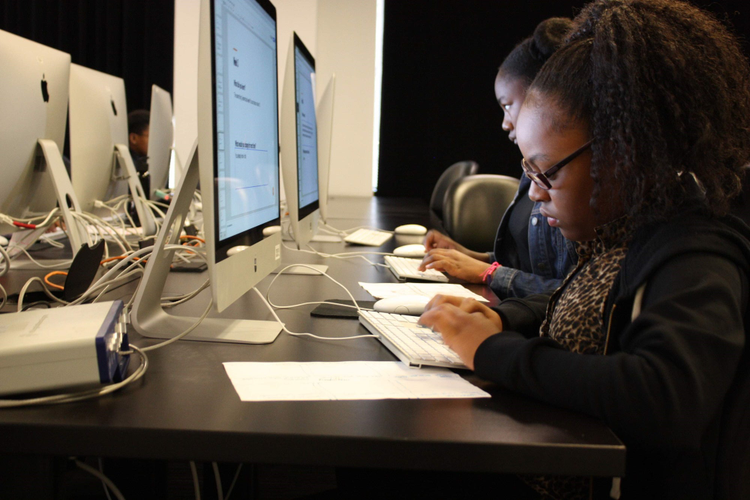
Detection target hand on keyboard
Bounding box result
[418,249,490,284]
[417,295,503,371]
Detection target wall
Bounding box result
[172,0,379,197]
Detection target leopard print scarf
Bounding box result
[523,217,633,500]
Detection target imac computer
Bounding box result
[131,0,283,343]
[148,84,174,197]
[280,32,320,249]
[68,64,156,237]
[0,29,88,257]
[316,73,335,225]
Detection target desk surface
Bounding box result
[0,197,625,477]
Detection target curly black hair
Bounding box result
[498,17,573,86]
[527,0,750,224]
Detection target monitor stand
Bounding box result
[9,139,89,267]
[114,144,157,238]
[130,143,282,344]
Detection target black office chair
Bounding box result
[442,174,520,251]
[429,161,479,230]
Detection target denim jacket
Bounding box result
[486,175,577,299]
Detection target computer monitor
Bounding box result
[131,0,283,344]
[316,74,336,225]
[147,84,174,197]
[281,32,320,248]
[68,64,156,237]
[0,29,88,257]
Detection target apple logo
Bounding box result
[40,74,49,102]
[110,97,118,116]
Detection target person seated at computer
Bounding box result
[419,0,750,497]
[128,109,151,198]
[418,17,577,300]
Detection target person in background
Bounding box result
[419,17,577,300]
[128,109,151,199]
[420,0,750,497]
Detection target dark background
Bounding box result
[1,0,748,202]
[377,0,750,201]
[0,0,174,112]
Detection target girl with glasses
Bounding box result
[419,17,578,300]
[420,0,750,498]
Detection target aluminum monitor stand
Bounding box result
[130,144,282,344]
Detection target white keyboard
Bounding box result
[384,255,448,283]
[359,310,466,369]
[343,228,393,246]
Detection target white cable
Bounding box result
[0,207,61,227]
[0,244,9,277]
[98,457,115,500]
[190,461,202,500]
[225,464,243,500]
[74,211,134,254]
[72,458,126,500]
[255,288,376,341]
[17,276,69,312]
[6,243,73,269]
[281,240,391,268]
[139,298,214,352]
[161,279,210,307]
[212,462,225,500]
[265,264,369,312]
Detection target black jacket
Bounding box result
[474,213,750,499]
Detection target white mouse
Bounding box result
[0,235,8,246]
[393,244,426,258]
[226,245,250,256]
[263,225,282,236]
[394,224,427,236]
[373,295,431,316]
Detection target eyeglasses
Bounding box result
[521,139,593,190]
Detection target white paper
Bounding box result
[359,282,488,302]
[223,361,490,401]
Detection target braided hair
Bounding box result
[527,0,750,224]
[499,17,573,86]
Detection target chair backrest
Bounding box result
[429,161,480,227]
[443,174,520,251]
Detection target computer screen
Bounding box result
[0,29,88,256]
[0,30,69,232]
[281,32,320,248]
[316,74,336,224]
[211,0,280,254]
[147,84,174,197]
[131,0,282,344]
[69,64,156,236]
[69,64,130,214]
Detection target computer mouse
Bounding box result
[263,225,282,236]
[226,245,250,256]
[373,295,431,316]
[0,235,8,246]
[393,244,426,258]
[394,224,427,236]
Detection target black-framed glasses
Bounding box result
[521,139,593,190]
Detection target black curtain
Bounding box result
[0,0,174,113]
[377,0,750,201]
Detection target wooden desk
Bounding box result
[0,197,625,481]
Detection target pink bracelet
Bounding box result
[480,262,501,284]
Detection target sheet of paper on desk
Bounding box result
[223,361,490,401]
[358,282,488,302]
